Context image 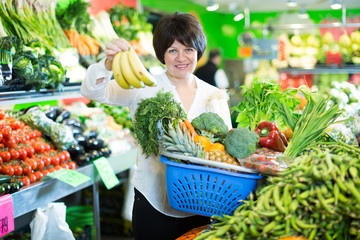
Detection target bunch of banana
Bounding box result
[112,47,157,89]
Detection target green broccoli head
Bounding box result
[224,127,259,159]
[191,112,229,143]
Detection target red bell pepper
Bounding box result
[254,121,288,152]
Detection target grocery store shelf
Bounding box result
[0,85,82,105]
[11,147,137,218]
[278,66,360,75]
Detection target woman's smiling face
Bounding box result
[164,40,198,80]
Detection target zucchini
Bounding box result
[0,174,11,184]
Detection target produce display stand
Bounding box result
[278,65,360,75]
[0,87,137,240]
[11,147,137,240]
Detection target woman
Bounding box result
[81,12,232,240]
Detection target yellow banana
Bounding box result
[128,47,157,87]
[120,50,144,88]
[112,52,131,89]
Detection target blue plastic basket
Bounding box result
[160,156,263,217]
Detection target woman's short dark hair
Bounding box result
[153,12,207,64]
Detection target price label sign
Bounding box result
[0,194,14,238]
[93,157,120,189]
[46,169,91,187]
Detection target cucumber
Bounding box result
[0,174,12,184]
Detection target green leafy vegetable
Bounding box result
[232,78,300,131]
[133,89,186,157]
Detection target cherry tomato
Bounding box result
[22,163,33,175]
[47,167,56,173]
[0,109,5,120]
[62,151,71,161]
[18,148,28,161]
[9,148,20,160]
[0,132,3,142]
[36,158,45,170]
[26,159,37,171]
[28,173,37,183]
[42,156,51,167]
[3,137,17,148]
[41,169,49,176]
[21,176,31,186]
[26,146,35,158]
[10,120,21,130]
[51,155,60,166]
[0,151,11,162]
[1,126,12,140]
[67,161,77,170]
[20,135,30,144]
[0,156,2,165]
[34,142,45,154]
[13,165,23,176]
[54,165,62,171]
[1,165,14,176]
[34,171,44,181]
[60,163,69,169]
[58,153,66,163]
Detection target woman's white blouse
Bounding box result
[81,58,232,217]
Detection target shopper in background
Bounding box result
[81,12,232,240]
[194,48,230,89]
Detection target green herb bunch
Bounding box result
[133,90,186,157]
[232,78,300,131]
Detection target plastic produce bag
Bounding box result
[30,202,75,240]
[237,148,288,175]
[20,109,76,150]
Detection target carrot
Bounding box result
[183,119,198,137]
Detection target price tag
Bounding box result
[46,169,91,187]
[0,194,14,238]
[93,157,120,189]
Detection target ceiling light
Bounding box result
[287,0,298,7]
[331,0,342,9]
[206,1,219,11]
[234,12,244,21]
[298,8,309,19]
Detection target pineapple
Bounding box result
[160,122,206,158]
[206,149,240,166]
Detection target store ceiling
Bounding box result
[188,0,360,13]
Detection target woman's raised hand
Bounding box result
[104,38,131,71]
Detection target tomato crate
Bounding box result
[160,155,263,217]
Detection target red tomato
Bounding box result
[0,156,2,165]
[1,126,12,140]
[51,155,60,166]
[28,173,37,183]
[60,163,69,169]
[58,153,66,163]
[67,161,77,170]
[54,165,62,171]
[41,169,49,176]
[3,137,17,148]
[33,142,45,154]
[21,176,31,186]
[43,143,51,151]
[0,151,11,162]
[36,158,45,170]
[62,151,71,161]
[18,148,28,161]
[13,165,23,176]
[26,159,38,171]
[0,109,5,120]
[34,171,44,181]
[1,165,14,176]
[26,146,35,158]
[10,120,21,130]
[9,148,20,160]
[22,163,32,175]
[47,167,56,173]
[0,132,3,142]
[42,156,51,167]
